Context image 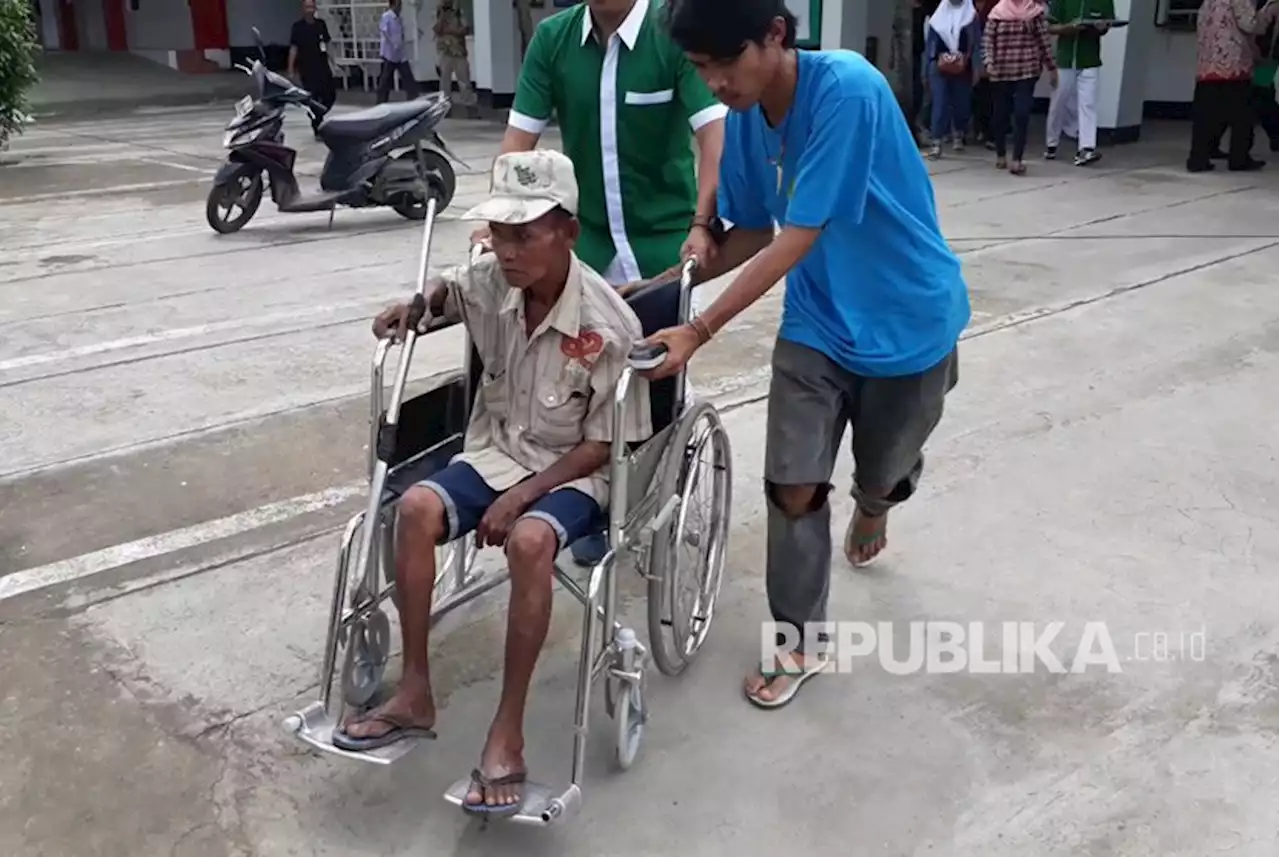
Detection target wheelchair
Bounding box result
[284,197,734,825]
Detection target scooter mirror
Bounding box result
[252,26,265,61]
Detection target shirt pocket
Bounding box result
[623,88,674,106]
[479,370,509,422]
[531,377,590,448]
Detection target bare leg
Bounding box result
[745,483,829,704]
[464,518,557,808]
[343,486,443,738]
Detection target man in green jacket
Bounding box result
[1044,0,1114,166]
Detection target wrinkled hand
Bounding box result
[469,224,492,251]
[637,323,703,381]
[372,301,413,341]
[476,485,535,548]
[681,225,717,269]
[1049,69,1060,89]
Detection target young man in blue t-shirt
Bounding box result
[640,0,970,708]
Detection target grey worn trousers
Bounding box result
[763,339,959,653]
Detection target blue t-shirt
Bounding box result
[717,49,970,377]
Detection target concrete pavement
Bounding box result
[0,107,1277,856]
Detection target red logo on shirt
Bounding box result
[561,329,604,367]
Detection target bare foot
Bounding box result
[743,650,828,705]
[844,507,888,567]
[341,687,435,739]
[464,730,527,810]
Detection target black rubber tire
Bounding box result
[205,171,263,234]
[391,150,455,221]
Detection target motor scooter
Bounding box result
[206,29,466,234]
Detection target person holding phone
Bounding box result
[1044,0,1113,166]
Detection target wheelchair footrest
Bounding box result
[442,778,581,826]
[283,701,425,766]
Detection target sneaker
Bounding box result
[1074,148,1101,166]
[1043,145,1058,160]
[952,134,965,152]
[928,142,943,160]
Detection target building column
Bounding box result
[819,0,868,57]
[1095,0,1157,143]
[473,0,518,107]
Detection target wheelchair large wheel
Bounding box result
[645,400,733,677]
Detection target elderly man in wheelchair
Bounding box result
[331,149,654,813]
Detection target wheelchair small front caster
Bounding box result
[611,628,648,771]
[341,608,391,708]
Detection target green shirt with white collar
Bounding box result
[509,0,727,284]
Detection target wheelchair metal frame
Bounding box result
[284,198,731,825]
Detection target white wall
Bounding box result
[1143,30,1197,103]
[126,0,194,50]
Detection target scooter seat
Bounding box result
[318,100,440,142]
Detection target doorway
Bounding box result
[103,0,127,50]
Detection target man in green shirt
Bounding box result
[481,0,727,287]
[1044,0,1114,166]
[480,0,727,567]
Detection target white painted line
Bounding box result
[0,483,365,603]
[138,157,214,175]
[0,299,374,373]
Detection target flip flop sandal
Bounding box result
[330,712,437,752]
[844,512,887,568]
[744,659,831,710]
[1009,162,1027,176]
[461,768,528,817]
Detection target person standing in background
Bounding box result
[288,0,338,134]
[983,0,1057,174]
[924,0,980,159]
[377,0,421,104]
[970,0,996,148]
[1187,0,1277,171]
[435,0,478,115]
[1252,0,1279,151]
[1043,0,1112,166]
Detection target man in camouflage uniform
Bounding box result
[434,0,477,111]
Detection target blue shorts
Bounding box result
[414,461,603,552]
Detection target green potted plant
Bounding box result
[0,0,39,153]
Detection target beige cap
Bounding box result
[460,149,579,225]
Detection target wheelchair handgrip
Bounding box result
[627,342,668,371]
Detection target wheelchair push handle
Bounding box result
[625,256,698,370]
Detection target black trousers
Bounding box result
[991,77,1037,161]
[972,78,994,141]
[376,60,419,104]
[1189,79,1256,168]
[302,72,336,130]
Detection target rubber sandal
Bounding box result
[744,659,831,710]
[1009,162,1027,176]
[330,712,437,751]
[844,510,887,568]
[461,768,527,816]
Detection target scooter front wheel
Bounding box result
[391,150,455,221]
[206,171,264,234]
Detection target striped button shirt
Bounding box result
[435,252,653,506]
